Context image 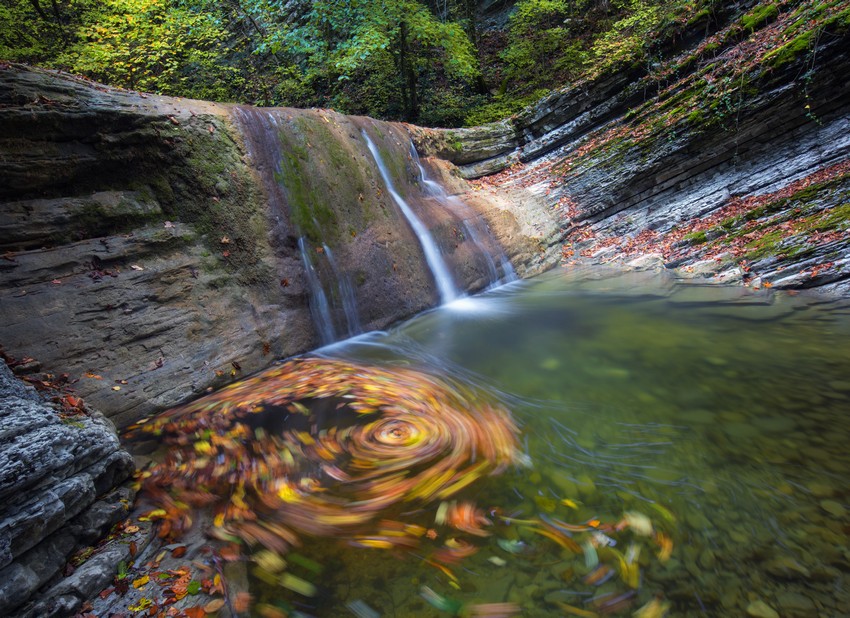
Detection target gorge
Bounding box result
[1,0,849,613]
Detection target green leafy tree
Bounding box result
[53,0,234,96]
[277,0,480,121]
[1,0,97,62]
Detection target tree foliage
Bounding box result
[1,0,767,127]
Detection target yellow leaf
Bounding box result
[132,574,150,588]
[139,508,167,521]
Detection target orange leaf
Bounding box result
[183,608,205,618]
[171,545,187,558]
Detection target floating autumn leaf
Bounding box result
[84,372,103,379]
[130,264,144,271]
[233,592,253,612]
[126,357,523,562]
[138,508,167,521]
[220,236,231,244]
[111,386,121,391]
[183,608,205,618]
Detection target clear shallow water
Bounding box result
[256,268,850,617]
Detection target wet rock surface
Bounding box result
[0,65,554,430]
[0,362,134,616]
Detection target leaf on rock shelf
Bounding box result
[203,599,226,613]
[128,598,153,611]
[171,545,187,558]
[132,574,150,588]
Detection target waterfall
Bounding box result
[323,243,362,337]
[234,106,365,344]
[361,130,460,303]
[298,237,336,345]
[234,106,518,343]
[411,146,517,286]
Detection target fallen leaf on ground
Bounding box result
[203,599,226,613]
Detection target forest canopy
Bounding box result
[2,0,730,126]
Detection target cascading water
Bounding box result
[361,130,460,304]
[235,106,520,342]
[411,146,517,286]
[234,106,365,343]
[322,243,362,337]
[298,236,336,345]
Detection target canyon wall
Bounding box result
[415,0,850,292]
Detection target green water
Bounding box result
[259,267,850,617]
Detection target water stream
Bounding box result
[297,236,336,345]
[250,267,850,617]
[362,130,460,303]
[411,145,517,287]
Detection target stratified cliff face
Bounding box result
[0,65,554,430]
[416,0,850,293]
[0,362,134,617]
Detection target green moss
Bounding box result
[764,30,815,68]
[812,202,850,231]
[684,230,708,244]
[744,229,785,259]
[741,3,779,31]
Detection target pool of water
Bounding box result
[246,268,850,616]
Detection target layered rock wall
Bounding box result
[0,65,552,430]
[415,0,850,291]
[0,362,134,616]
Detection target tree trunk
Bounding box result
[398,20,419,122]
